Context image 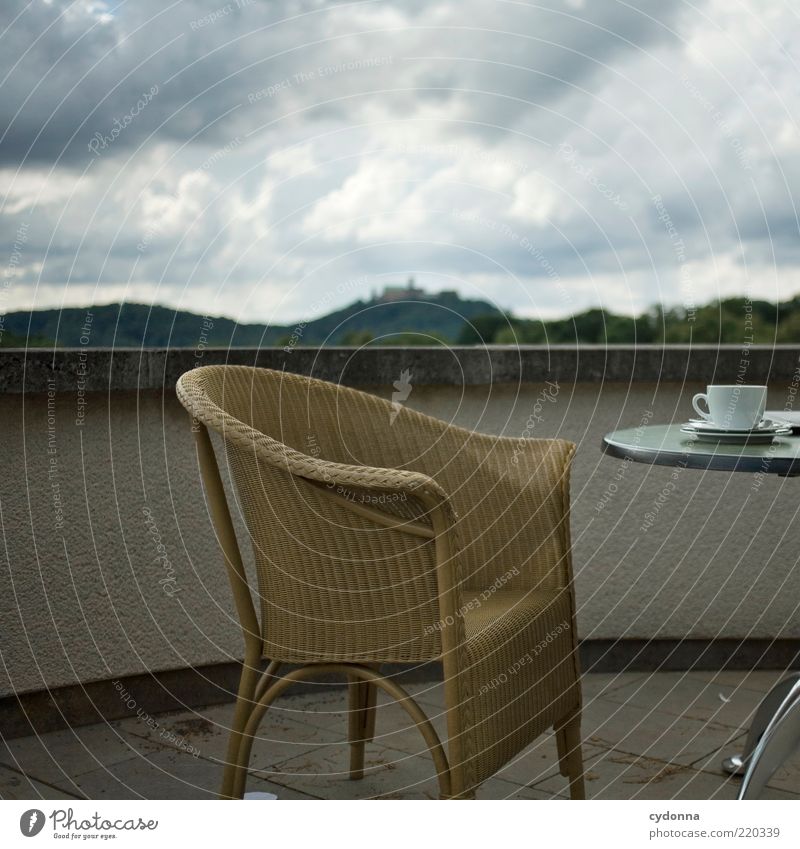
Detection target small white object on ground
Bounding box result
[244,791,278,800]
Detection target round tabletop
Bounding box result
[602,424,800,476]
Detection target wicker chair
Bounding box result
[176,365,584,799]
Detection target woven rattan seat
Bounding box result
[176,365,584,799]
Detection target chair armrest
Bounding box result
[178,370,450,504]
[294,455,455,541]
[288,450,450,505]
[443,431,576,591]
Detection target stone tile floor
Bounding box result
[2,670,799,800]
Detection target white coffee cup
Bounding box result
[691,384,767,430]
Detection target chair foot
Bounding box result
[556,713,585,800]
[567,771,586,800]
[440,789,476,799]
[348,675,378,780]
[219,661,266,799]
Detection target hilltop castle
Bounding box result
[374,279,458,303]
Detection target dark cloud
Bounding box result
[0,0,686,167]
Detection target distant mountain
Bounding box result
[0,288,505,348]
[6,290,798,348]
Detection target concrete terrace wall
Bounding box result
[2,346,800,697]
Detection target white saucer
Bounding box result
[681,420,791,444]
[687,418,787,434]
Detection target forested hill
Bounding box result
[0,289,502,348]
[3,291,800,347]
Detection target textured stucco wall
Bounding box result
[2,380,799,698]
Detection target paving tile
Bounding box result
[492,733,607,790]
[479,779,559,799]
[687,670,791,693]
[1,724,163,793]
[256,685,451,762]
[580,673,648,700]
[72,745,314,800]
[257,743,441,799]
[362,702,450,756]
[290,703,603,796]
[115,702,343,771]
[6,672,794,800]
[256,741,523,800]
[0,763,80,800]
[513,784,568,799]
[250,686,354,733]
[582,696,743,766]
[601,671,765,730]
[533,749,797,800]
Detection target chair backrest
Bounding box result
[177,365,573,663]
[178,365,445,663]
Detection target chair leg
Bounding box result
[231,663,450,799]
[556,713,585,800]
[348,675,378,780]
[219,660,261,800]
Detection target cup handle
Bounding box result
[692,393,712,421]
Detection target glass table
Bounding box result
[602,423,800,799]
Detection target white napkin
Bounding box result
[766,410,800,431]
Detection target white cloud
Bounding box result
[0,168,84,214]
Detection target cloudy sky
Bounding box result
[0,0,798,324]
